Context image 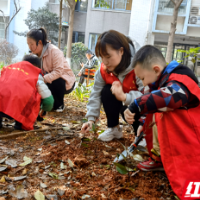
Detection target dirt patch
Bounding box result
[0,97,176,199]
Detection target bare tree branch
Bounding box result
[0,10,6,23]
[170,0,176,5]
[177,0,183,8]
[5,0,21,39]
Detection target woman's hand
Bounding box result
[111,81,126,102]
[81,121,94,133]
[124,108,135,124]
[137,125,143,137]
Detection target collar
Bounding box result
[149,60,180,89]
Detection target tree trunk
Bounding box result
[58,0,63,49]
[66,4,75,65]
[166,0,183,63]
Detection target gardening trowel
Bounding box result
[114,131,144,163]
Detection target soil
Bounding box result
[0,97,176,200]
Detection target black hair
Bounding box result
[22,54,41,68]
[86,50,94,55]
[95,30,133,75]
[27,27,48,46]
[132,45,166,69]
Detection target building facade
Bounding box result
[0,0,48,60]
[129,0,200,66]
[49,0,132,53]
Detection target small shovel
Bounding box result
[114,131,144,163]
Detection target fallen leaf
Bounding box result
[40,182,47,189]
[67,158,74,168]
[34,190,45,200]
[63,126,70,131]
[5,159,17,168]
[103,151,109,156]
[48,172,58,179]
[65,140,70,145]
[13,176,27,181]
[0,176,5,183]
[0,156,8,164]
[132,154,144,162]
[131,170,140,177]
[22,168,27,175]
[19,156,32,167]
[0,165,7,172]
[60,162,67,170]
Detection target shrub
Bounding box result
[64,42,88,74]
[0,39,19,64]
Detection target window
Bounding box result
[72,32,85,43]
[75,0,88,12]
[93,0,132,11]
[88,33,100,53]
[158,0,187,15]
[0,17,5,39]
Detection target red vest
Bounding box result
[0,61,42,130]
[100,63,138,93]
[144,74,200,199]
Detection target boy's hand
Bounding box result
[111,81,126,102]
[137,125,143,137]
[81,121,94,133]
[77,72,81,77]
[81,63,84,68]
[124,108,135,124]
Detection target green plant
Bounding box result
[0,62,4,70]
[64,42,88,73]
[71,82,94,102]
[95,0,110,8]
[177,47,200,64]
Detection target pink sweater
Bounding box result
[42,44,75,90]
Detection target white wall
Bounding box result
[129,0,155,47]
[8,0,48,61]
[31,0,48,11]
[10,0,32,60]
[0,0,10,16]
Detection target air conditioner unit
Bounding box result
[189,15,200,25]
[190,7,199,15]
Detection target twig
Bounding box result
[0,127,64,139]
[170,0,176,5]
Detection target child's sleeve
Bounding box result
[129,80,191,116]
[37,74,54,111]
[123,76,144,106]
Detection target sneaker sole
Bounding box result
[114,135,123,139]
[139,167,164,172]
[98,137,114,142]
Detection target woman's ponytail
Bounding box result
[27,27,48,46]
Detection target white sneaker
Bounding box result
[55,105,65,113]
[98,126,123,142]
[134,136,147,147]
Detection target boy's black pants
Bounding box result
[46,78,75,110]
[101,84,140,134]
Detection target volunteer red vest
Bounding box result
[144,73,200,199]
[0,61,42,130]
[100,63,138,93]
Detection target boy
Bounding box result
[124,45,200,198]
[0,55,54,130]
[78,50,100,86]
